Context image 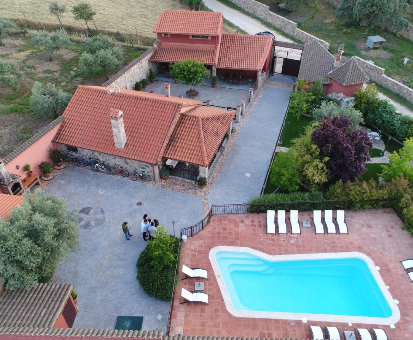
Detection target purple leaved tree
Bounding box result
[311,116,372,183]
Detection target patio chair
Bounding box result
[182,265,208,280]
[180,288,208,304]
[324,210,337,234]
[335,210,348,234]
[309,326,325,340]
[277,210,287,234]
[326,326,341,340]
[267,210,276,234]
[371,328,389,340]
[401,259,413,270]
[313,210,325,234]
[290,210,301,234]
[408,271,413,282]
[356,328,373,340]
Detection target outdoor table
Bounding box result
[194,282,204,291]
[302,220,311,228]
[344,331,356,340]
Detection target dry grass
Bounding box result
[0,0,186,37]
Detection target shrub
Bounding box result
[38,161,52,174]
[136,226,179,301]
[170,59,209,89]
[268,150,301,193]
[211,75,218,85]
[49,148,63,164]
[160,167,169,178]
[198,177,207,186]
[312,101,363,129]
[288,79,314,119]
[71,290,77,300]
[134,81,142,91]
[381,138,413,181]
[148,68,155,81]
[141,78,149,86]
[23,164,31,172]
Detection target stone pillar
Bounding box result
[153,165,160,182]
[241,98,246,115]
[227,121,233,137]
[206,99,211,106]
[109,109,127,149]
[198,166,208,179]
[164,83,170,97]
[212,66,217,77]
[257,70,263,88]
[235,105,241,123]
[0,159,12,184]
[248,88,254,103]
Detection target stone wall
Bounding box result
[227,0,330,48]
[58,144,156,180]
[103,41,160,89]
[354,57,413,103]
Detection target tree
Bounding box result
[336,0,411,31]
[312,101,363,129]
[0,19,18,46]
[170,59,210,90]
[293,124,329,190]
[49,2,66,28]
[30,82,72,119]
[0,59,20,89]
[32,28,71,61]
[268,149,301,193]
[146,226,176,270]
[381,138,413,181]
[353,83,380,115]
[311,116,372,183]
[288,79,314,120]
[309,78,324,111]
[79,47,123,80]
[84,34,112,54]
[0,190,78,290]
[71,2,96,31]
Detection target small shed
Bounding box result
[366,36,386,49]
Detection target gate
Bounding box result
[282,58,301,77]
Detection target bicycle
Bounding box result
[64,152,80,166]
[93,161,112,174]
[79,157,96,168]
[112,163,129,177]
[131,169,151,181]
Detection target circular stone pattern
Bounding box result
[77,207,106,229]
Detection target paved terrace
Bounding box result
[171,210,413,340]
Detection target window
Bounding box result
[190,35,211,40]
[162,33,170,37]
[67,145,78,152]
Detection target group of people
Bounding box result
[121,214,159,241]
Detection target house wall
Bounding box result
[157,33,219,46]
[57,145,157,181]
[325,79,363,97]
[5,123,63,178]
[217,69,258,79]
[102,42,160,90]
[53,296,78,329]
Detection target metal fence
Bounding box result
[166,240,182,335]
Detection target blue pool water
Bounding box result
[215,251,392,318]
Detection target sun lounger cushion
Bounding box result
[326,327,340,340]
[278,210,287,234]
[401,259,413,270]
[267,210,275,234]
[357,328,373,340]
[372,329,388,340]
[313,210,324,234]
[310,326,325,340]
[181,288,208,303]
[182,265,207,279]
[336,210,348,234]
[325,210,336,234]
[290,210,300,234]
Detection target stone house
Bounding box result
[53,86,234,181]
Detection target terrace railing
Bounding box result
[166,240,182,335]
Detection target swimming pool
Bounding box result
[209,247,400,325]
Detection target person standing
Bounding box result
[122,222,132,240]
[141,218,149,241]
[148,221,157,240]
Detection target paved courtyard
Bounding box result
[46,166,204,331]
[171,210,413,340]
[208,85,291,205]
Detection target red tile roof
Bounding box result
[153,10,223,36]
[0,194,23,220]
[164,106,234,166]
[217,34,273,71]
[0,337,157,340]
[149,42,217,65]
[53,86,201,165]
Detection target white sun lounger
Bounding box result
[326,326,341,340]
[182,265,208,279]
[401,259,413,270]
[408,272,413,282]
[336,210,348,234]
[371,328,389,340]
[290,210,301,234]
[277,210,287,234]
[324,210,337,234]
[180,288,208,304]
[356,328,373,340]
[267,210,275,234]
[310,326,325,340]
[313,210,324,234]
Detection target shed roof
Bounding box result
[149,42,217,65]
[153,10,223,36]
[367,35,386,42]
[328,57,369,86]
[298,40,335,83]
[0,283,72,328]
[0,194,23,220]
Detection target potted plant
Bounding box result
[160,167,169,180]
[174,78,181,84]
[141,78,149,89]
[198,176,207,189]
[49,148,64,168]
[211,75,218,88]
[134,81,142,91]
[23,164,32,176]
[71,290,78,304]
[39,161,53,178]
[149,68,155,83]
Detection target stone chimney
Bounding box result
[335,44,344,67]
[164,83,170,97]
[109,109,127,149]
[0,159,12,185]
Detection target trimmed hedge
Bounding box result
[249,192,325,212]
[136,237,180,301]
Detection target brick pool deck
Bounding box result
[170,209,413,340]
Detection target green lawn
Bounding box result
[361,163,385,181]
[370,148,383,158]
[280,114,314,147]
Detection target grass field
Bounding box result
[280,114,313,147]
[361,163,385,182]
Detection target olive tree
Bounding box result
[0,190,78,290]
[32,28,71,61]
[49,2,66,28]
[30,82,72,119]
[0,59,20,89]
[72,2,96,31]
[312,101,363,129]
[79,45,123,80]
[0,19,18,46]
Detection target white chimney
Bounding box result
[335,44,344,67]
[0,159,13,185]
[165,83,170,97]
[109,109,127,149]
